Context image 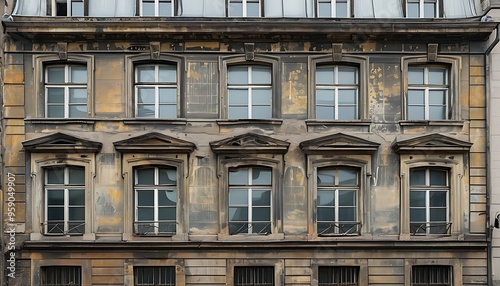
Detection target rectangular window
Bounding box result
[234,266,274,286]
[317,0,349,17]
[227,65,272,119]
[134,266,176,286]
[410,167,450,235]
[407,66,449,120]
[52,0,85,16]
[135,64,178,118]
[229,167,272,234]
[134,166,177,235]
[41,266,82,286]
[316,65,358,120]
[141,0,174,16]
[45,166,85,235]
[411,265,452,285]
[407,0,439,18]
[45,64,87,118]
[317,167,360,235]
[318,266,359,286]
[229,0,261,16]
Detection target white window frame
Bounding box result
[134,166,178,235]
[135,63,178,119]
[406,0,439,18]
[51,0,85,16]
[229,0,261,17]
[140,0,175,16]
[317,0,350,18]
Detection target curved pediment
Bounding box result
[114,132,196,153]
[299,133,380,154]
[210,133,290,154]
[392,133,472,153]
[23,132,102,153]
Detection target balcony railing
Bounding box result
[410,222,452,235]
[318,222,361,236]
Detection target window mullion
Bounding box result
[334,87,339,120]
[426,189,431,234]
[424,88,429,120]
[154,188,159,234]
[334,189,339,228]
[64,188,69,233]
[155,86,160,118]
[248,169,253,234]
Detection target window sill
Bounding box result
[305,119,372,126]
[30,233,96,241]
[217,233,285,241]
[123,232,188,242]
[25,118,97,125]
[399,233,460,241]
[123,118,188,125]
[398,120,465,127]
[217,119,283,125]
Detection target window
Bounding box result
[317,0,349,17]
[407,65,449,120]
[44,166,85,235]
[318,266,359,286]
[234,266,274,286]
[51,0,85,16]
[406,0,439,18]
[411,266,451,285]
[410,167,450,235]
[229,167,272,235]
[229,0,261,16]
[315,65,358,120]
[227,65,272,119]
[45,64,87,118]
[134,266,176,286]
[317,167,360,235]
[141,0,174,16]
[135,64,178,119]
[41,266,81,286]
[134,166,177,235]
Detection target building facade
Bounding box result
[2,0,497,285]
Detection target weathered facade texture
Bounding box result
[1,0,498,285]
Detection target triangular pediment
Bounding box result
[114,132,195,153]
[23,132,102,153]
[392,133,472,153]
[300,133,380,154]
[210,133,290,154]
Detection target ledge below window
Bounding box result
[25,118,97,125]
[30,233,96,241]
[217,233,285,241]
[217,119,283,126]
[306,119,372,127]
[398,120,465,127]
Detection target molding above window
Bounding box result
[22,132,102,153]
[114,132,196,153]
[391,133,472,154]
[300,133,379,155]
[210,132,290,154]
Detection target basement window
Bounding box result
[41,266,82,286]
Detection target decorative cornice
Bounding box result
[300,133,380,154]
[114,132,196,153]
[210,133,290,154]
[22,132,102,153]
[392,133,472,153]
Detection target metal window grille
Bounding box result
[412,266,451,285]
[41,266,81,286]
[134,266,176,286]
[234,266,274,286]
[318,266,359,286]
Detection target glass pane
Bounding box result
[408,106,425,120]
[137,66,155,82]
[338,207,356,221]
[408,67,424,84]
[47,67,65,83]
[407,2,419,18]
[69,207,85,220]
[69,88,87,103]
[137,105,155,118]
[252,190,271,206]
[142,2,155,16]
[228,66,248,84]
[430,191,447,207]
[429,106,446,120]
[316,106,334,120]
[338,106,357,120]
[47,207,64,220]
[316,67,334,84]
[229,207,248,221]
[229,2,243,16]
[410,191,426,207]
[408,89,425,105]
[137,88,155,103]
[47,88,65,103]
[159,88,176,104]
[430,169,447,186]
[251,66,271,84]
[230,222,248,234]
[336,2,348,17]
[136,168,155,185]
[410,208,426,222]
[159,65,177,82]
[159,1,172,16]
[429,90,446,105]
[137,207,154,221]
[69,189,85,205]
[339,169,357,185]
[159,104,176,119]
[137,190,155,206]
[252,207,270,221]
[252,222,271,234]
[317,207,334,221]
[229,89,249,105]
[429,68,447,84]
[316,89,335,106]
[410,169,426,186]
[424,2,436,18]
[252,89,272,105]
[47,190,65,205]
[252,168,271,185]
[159,168,177,185]
[228,106,248,119]
[252,106,272,119]
[47,168,65,184]
[317,169,335,186]
[68,167,85,185]
[339,190,356,206]
[70,66,87,83]
[159,207,176,220]
[430,208,447,221]
[47,106,64,118]
[71,1,85,16]
[247,2,260,16]
[158,190,177,206]
[229,169,249,185]
[338,67,357,84]
[317,190,335,206]
[230,189,248,205]
[68,221,84,233]
[338,89,357,104]
[69,105,87,118]
[318,2,331,17]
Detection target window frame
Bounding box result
[405,0,442,18]
[403,259,461,286]
[134,266,176,286]
[41,266,82,286]
[411,265,452,285]
[228,0,262,17]
[124,259,185,285]
[139,0,175,16]
[318,266,360,286]
[50,0,87,16]
[316,0,351,18]
[32,260,91,286]
[312,260,368,286]
[309,55,368,122]
[227,259,283,286]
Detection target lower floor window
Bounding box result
[134,266,176,286]
[41,266,81,286]
[411,265,452,285]
[234,266,274,286]
[318,266,359,286]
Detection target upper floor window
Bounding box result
[318,0,350,17]
[315,65,358,120]
[407,66,449,120]
[51,0,85,16]
[234,266,274,286]
[411,265,451,285]
[45,64,87,118]
[229,167,272,235]
[406,0,439,18]
[134,266,176,286]
[141,0,174,16]
[229,0,261,16]
[44,166,86,235]
[318,266,359,286]
[134,166,178,235]
[227,65,272,119]
[135,64,178,119]
[410,167,450,235]
[41,266,82,286]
